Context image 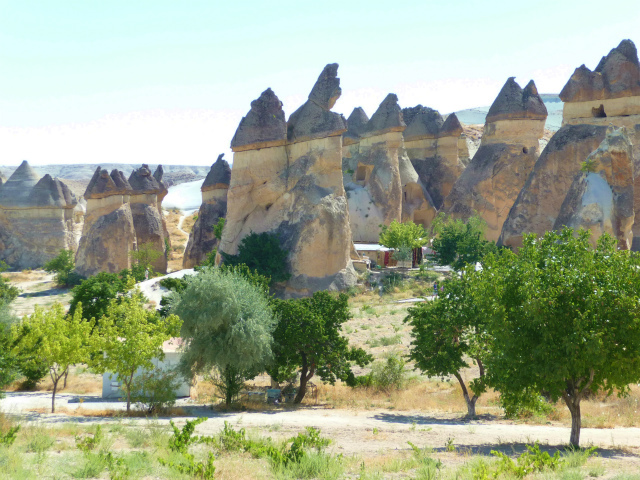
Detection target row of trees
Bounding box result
[406,228,640,447]
[165,265,372,405]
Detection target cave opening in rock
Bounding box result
[592,104,607,118]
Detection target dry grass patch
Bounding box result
[317,380,501,414]
[26,405,187,417]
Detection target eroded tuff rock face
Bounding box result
[219,64,357,297]
[499,124,609,249]
[553,126,634,248]
[343,95,436,242]
[128,165,168,274]
[75,167,136,277]
[403,106,467,209]
[0,161,81,269]
[444,78,547,242]
[559,39,640,249]
[183,154,231,268]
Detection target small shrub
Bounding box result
[159,277,188,293]
[354,354,407,391]
[129,367,180,414]
[366,334,402,348]
[0,426,19,446]
[76,425,104,454]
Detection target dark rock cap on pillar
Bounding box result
[403,105,444,141]
[31,174,77,208]
[287,64,347,143]
[202,154,232,191]
[486,77,547,122]
[365,93,406,136]
[439,112,464,138]
[344,107,370,142]
[560,39,640,102]
[128,164,161,194]
[230,88,287,152]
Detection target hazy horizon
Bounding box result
[1,1,639,166]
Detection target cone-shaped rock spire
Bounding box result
[202,154,231,191]
[231,88,287,151]
[287,64,347,143]
[128,164,161,194]
[486,77,547,122]
[366,93,406,135]
[344,107,370,142]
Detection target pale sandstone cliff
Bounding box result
[219,64,357,297]
[183,154,231,268]
[343,95,436,242]
[444,78,547,242]
[553,126,634,249]
[0,161,81,269]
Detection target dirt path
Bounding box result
[176,214,189,238]
[5,393,639,461]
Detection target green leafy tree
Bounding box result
[43,249,82,286]
[129,242,163,280]
[13,303,94,413]
[269,292,372,403]
[213,218,225,240]
[378,220,428,250]
[405,270,489,416]
[0,305,19,396]
[430,213,497,270]
[221,232,290,285]
[169,267,275,405]
[0,262,19,304]
[482,228,640,447]
[68,272,133,325]
[91,292,182,412]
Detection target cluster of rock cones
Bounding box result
[2,39,640,298]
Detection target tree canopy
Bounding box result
[169,267,276,405]
[221,232,290,285]
[269,291,372,403]
[481,228,640,447]
[14,303,94,412]
[405,269,489,416]
[68,272,133,325]
[378,220,428,250]
[43,249,82,286]
[430,214,497,270]
[91,292,181,412]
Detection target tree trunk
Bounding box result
[51,378,58,413]
[563,394,582,447]
[294,364,308,404]
[126,372,134,413]
[63,369,69,389]
[294,355,315,404]
[454,373,478,418]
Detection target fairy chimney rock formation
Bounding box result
[561,39,640,121]
[183,154,231,268]
[402,106,467,209]
[559,39,640,249]
[444,78,547,242]
[343,96,436,242]
[75,167,137,277]
[0,161,81,269]
[220,64,357,297]
[127,165,168,273]
[553,126,634,249]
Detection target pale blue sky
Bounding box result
[1,0,639,165]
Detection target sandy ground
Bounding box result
[4,270,72,317]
